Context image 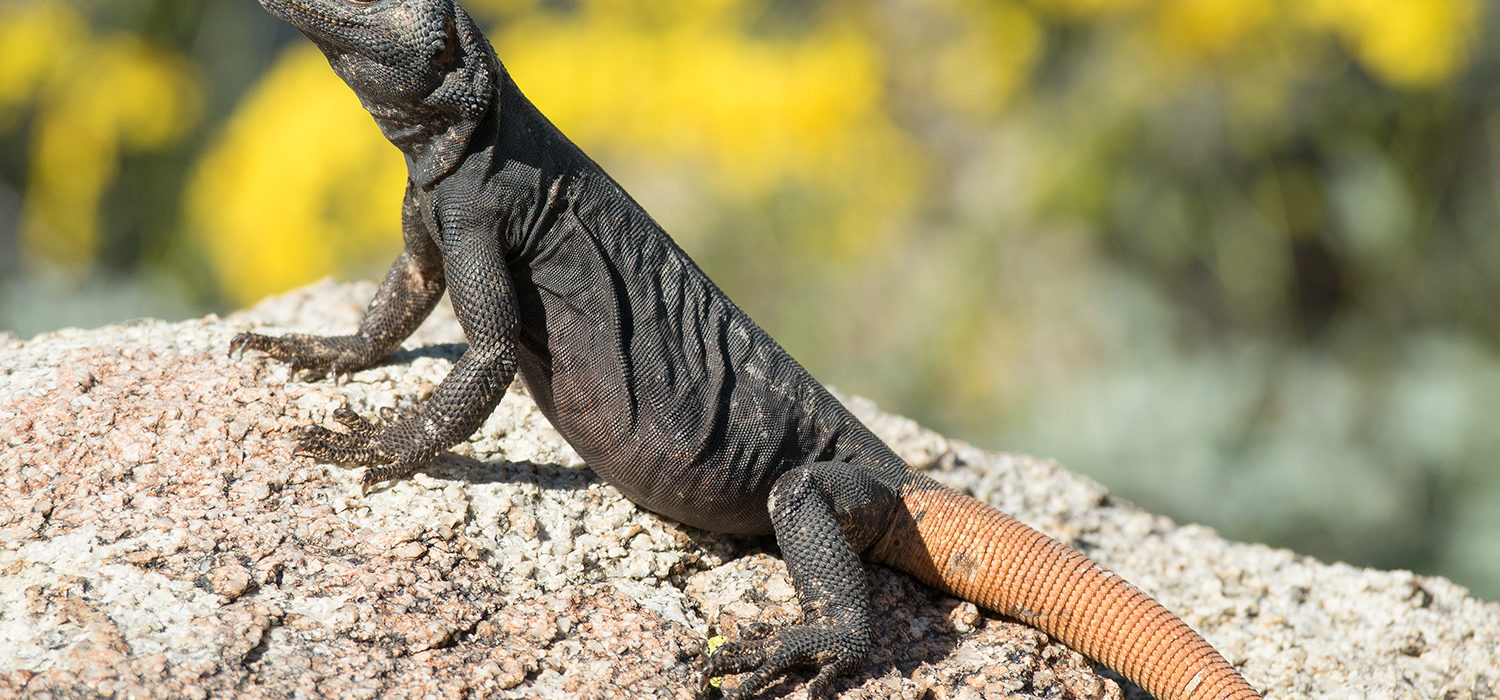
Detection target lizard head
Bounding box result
[259,0,497,186]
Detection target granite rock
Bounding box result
[1,280,1496,699]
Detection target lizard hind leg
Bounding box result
[703,461,897,699]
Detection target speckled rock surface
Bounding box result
[2,280,1496,699]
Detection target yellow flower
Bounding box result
[1152,0,1273,60]
[186,46,406,305]
[1302,0,1480,87]
[3,2,200,270]
[192,2,927,303]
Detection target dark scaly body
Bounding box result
[234,2,1261,698]
[433,76,903,535]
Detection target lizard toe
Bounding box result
[361,461,422,494]
[289,360,331,382]
[333,406,380,435]
[295,427,382,464]
[297,422,372,450]
[737,622,776,642]
[227,332,255,357]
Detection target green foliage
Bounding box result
[1,0,1496,598]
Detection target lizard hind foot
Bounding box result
[702,624,866,700]
[291,408,421,494]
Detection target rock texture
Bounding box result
[1,280,1496,699]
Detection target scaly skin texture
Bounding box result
[873,479,1261,700]
[236,1,1262,698]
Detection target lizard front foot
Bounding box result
[229,331,375,382]
[702,623,867,699]
[295,406,428,493]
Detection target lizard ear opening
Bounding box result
[433,16,460,70]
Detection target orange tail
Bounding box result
[872,483,1260,700]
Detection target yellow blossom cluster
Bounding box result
[1299,0,1481,87]
[186,47,409,305]
[189,0,921,303]
[0,1,200,272]
[0,0,1481,304]
[1032,0,1481,87]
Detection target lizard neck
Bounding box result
[370,5,499,188]
[369,98,484,187]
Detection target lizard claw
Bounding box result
[227,332,250,358]
[360,470,380,496]
[360,460,421,495]
[229,331,280,360]
[289,359,330,382]
[330,359,361,385]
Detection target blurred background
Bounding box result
[2,0,1496,600]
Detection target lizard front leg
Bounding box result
[705,462,896,699]
[231,183,445,380]
[297,227,519,493]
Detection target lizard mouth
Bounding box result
[258,0,366,40]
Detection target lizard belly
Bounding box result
[512,179,838,534]
[539,336,800,535]
[517,288,829,535]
